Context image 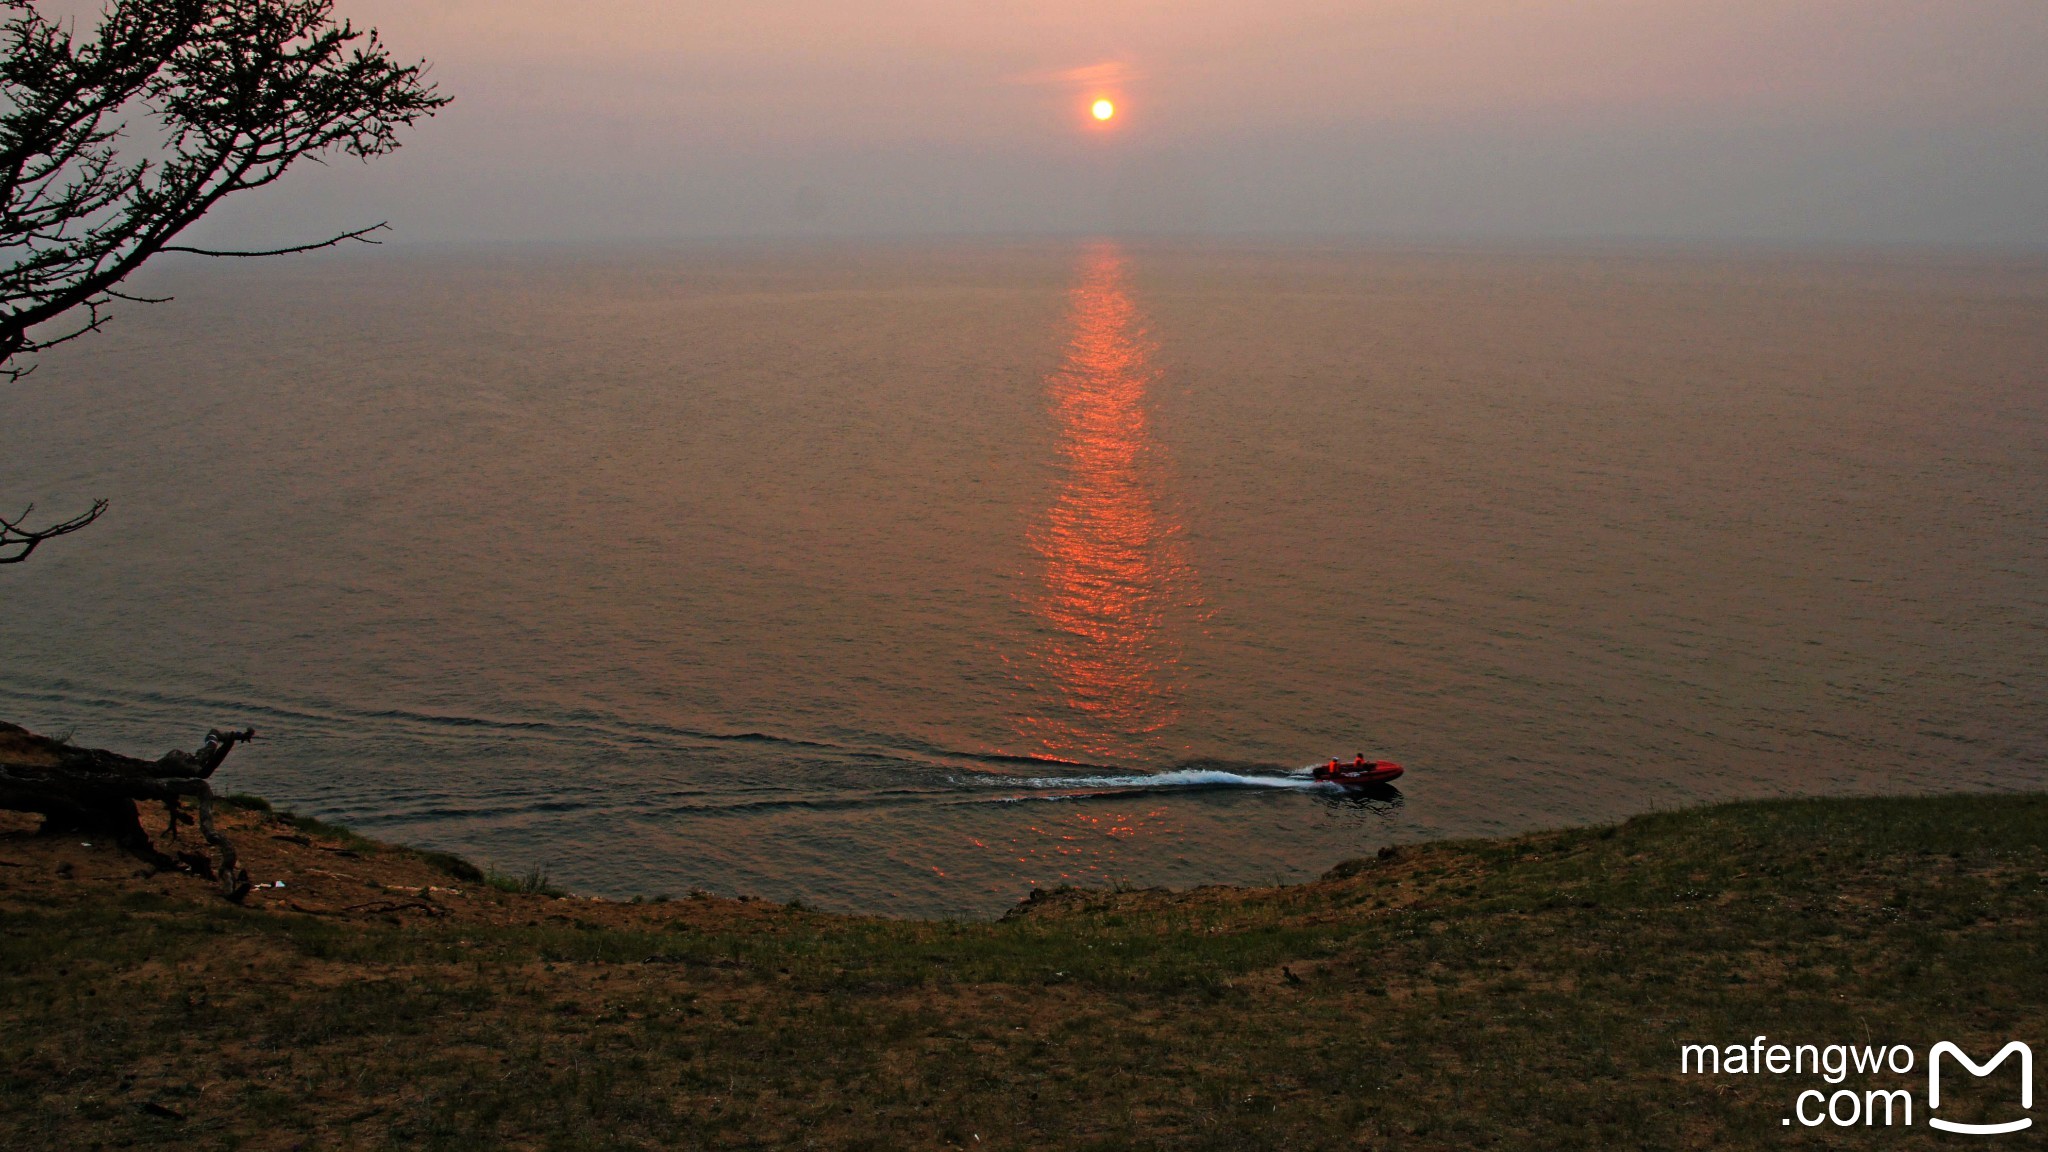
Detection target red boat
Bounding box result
[1314,760,1404,787]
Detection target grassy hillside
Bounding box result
[2,792,2042,1150]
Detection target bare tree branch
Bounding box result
[160,219,387,257]
[0,497,108,562]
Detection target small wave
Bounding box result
[0,673,1102,774]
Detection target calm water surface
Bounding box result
[3,241,2044,916]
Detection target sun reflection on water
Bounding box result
[1015,242,1200,763]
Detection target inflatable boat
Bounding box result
[1313,760,1404,787]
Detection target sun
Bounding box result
[1091,98,1115,122]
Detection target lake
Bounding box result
[3,240,2043,916]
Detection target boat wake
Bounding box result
[964,764,1347,802]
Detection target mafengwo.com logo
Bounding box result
[1680,1037,2032,1133]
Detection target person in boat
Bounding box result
[1354,753,1369,770]
[1315,758,1341,779]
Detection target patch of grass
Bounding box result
[274,808,377,849]
[240,800,485,884]
[2,792,2042,1150]
[485,864,563,898]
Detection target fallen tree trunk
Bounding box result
[0,722,255,899]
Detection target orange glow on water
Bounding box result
[1017,243,1197,760]
[975,808,1180,891]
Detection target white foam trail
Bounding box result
[980,768,1329,793]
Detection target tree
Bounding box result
[0,0,445,890]
[1,0,446,556]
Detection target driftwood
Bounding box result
[0,722,255,899]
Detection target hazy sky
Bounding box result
[173,1,2048,245]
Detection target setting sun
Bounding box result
[1091,98,1115,121]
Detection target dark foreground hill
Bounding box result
[2,790,2041,1150]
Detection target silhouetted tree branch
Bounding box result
[160,218,387,257]
[0,497,107,562]
[0,0,446,557]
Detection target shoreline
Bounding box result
[4,789,2042,1147]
